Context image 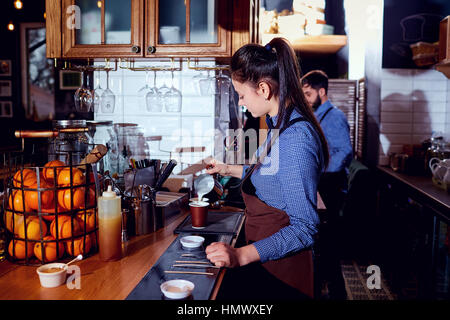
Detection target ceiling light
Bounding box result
[7,22,15,31]
[14,0,23,10]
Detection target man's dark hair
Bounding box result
[301,70,329,94]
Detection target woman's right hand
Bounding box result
[204,158,228,176]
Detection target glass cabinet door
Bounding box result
[157,0,217,44]
[104,0,132,44]
[74,0,102,44]
[158,0,186,44]
[63,0,143,58]
[189,0,218,44]
[147,0,231,57]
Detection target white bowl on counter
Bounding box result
[180,235,205,249]
[36,263,67,288]
[160,279,195,299]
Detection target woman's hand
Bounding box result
[204,158,229,176]
[205,243,260,268]
[205,242,240,268]
[203,157,244,179]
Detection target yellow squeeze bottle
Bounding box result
[98,185,122,261]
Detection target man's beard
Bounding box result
[312,95,322,111]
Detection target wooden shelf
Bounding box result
[261,34,347,55]
[435,60,450,78]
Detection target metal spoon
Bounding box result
[63,254,83,269]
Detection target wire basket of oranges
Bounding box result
[2,151,104,265]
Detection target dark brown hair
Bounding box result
[230,37,329,169]
[301,70,329,94]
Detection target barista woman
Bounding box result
[205,38,329,299]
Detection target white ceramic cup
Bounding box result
[159,26,180,44]
[36,263,67,288]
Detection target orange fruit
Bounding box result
[8,240,34,260]
[57,167,85,186]
[65,234,92,256]
[25,181,54,210]
[77,209,97,232]
[87,172,103,189]
[13,169,37,188]
[50,215,82,240]
[57,187,85,210]
[39,205,65,222]
[17,216,48,240]
[79,187,96,209]
[34,235,65,263]
[8,190,32,213]
[43,160,66,184]
[3,209,24,234]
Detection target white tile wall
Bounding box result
[93,60,222,174]
[379,68,450,165]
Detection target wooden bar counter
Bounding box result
[0,211,191,300]
[0,196,324,300]
[0,204,246,300]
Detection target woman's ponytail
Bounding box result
[231,38,329,169]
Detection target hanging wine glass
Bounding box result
[216,68,231,118]
[146,70,163,112]
[158,70,171,111]
[216,69,231,94]
[192,70,205,95]
[164,70,182,113]
[93,71,103,113]
[100,69,115,113]
[137,70,152,110]
[74,71,94,112]
[199,70,215,96]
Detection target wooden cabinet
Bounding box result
[436,15,450,78]
[145,0,232,58]
[46,0,258,59]
[61,0,144,58]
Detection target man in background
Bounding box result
[302,70,353,300]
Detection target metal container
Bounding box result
[125,185,158,236]
[49,120,91,164]
[194,173,224,203]
[132,198,157,235]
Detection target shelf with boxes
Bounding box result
[261,33,347,54]
[259,0,347,54]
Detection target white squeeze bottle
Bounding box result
[98,185,122,261]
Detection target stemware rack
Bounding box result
[52,58,230,74]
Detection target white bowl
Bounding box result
[180,236,205,249]
[160,279,194,299]
[36,263,67,288]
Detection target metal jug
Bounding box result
[194,173,224,203]
[127,185,158,236]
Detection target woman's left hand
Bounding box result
[205,242,240,268]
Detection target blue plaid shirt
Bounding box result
[241,109,324,263]
[314,100,353,173]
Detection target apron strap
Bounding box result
[319,106,333,123]
[242,117,307,183]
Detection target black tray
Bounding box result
[126,233,232,300]
[174,211,244,235]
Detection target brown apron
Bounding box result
[240,116,315,298]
